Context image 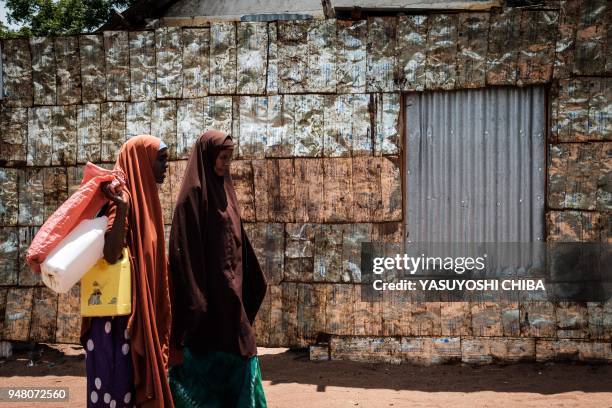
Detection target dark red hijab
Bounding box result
[169,130,267,358]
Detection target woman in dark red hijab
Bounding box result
[168,130,268,407]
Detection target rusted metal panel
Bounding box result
[381,289,408,336]
[210,22,237,95]
[266,95,294,158]
[268,285,284,346]
[156,27,183,98]
[101,102,126,162]
[51,105,78,166]
[471,301,502,336]
[536,339,612,362]
[587,301,612,340]
[152,100,178,159]
[267,159,295,222]
[30,37,56,105]
[27,107,53,166]
[230,160,255,221]
[410,302,442,336]
[556,301,588,338]
[397,15,427,92]
[104,31,130,101]
[158,163,173,225]
[129,31,156,102]
[251,160,269,222]
[502,301,520,336]
[353,284,382,335]
[237,22,268,95]
[203,96,233,136]
[374,93,400,156]
[18,226,41,286]
[352,156,381,222]
[307,19,337,93]
[0,289,6,336]
[1,38,33,107]
[371,222,404,244]
[547,210,608,242]
[313,224,344,282]
[42,167,68,223]
[0,168,19,226]
[297,283,327,345]
[66,166,84,196]
[520,301,556,337]
[548,143,611,211]
[309,344,329,360]
[29,287,58,343]
[54,36,81,105]
[0,227,18,285]
[0,107,28,166]
[126,101,152,138]
[238,96,267,159]
[324,94,371,157]
[243,223,284,285]
[456,13,488,89]
[176,98,203,159]
[253,286,271,345]
[517,11,558,86]
[330,336,401,364]
[18,168,44,226]
[462,337,536,364]
[440,302,471,336]
[325,284,354,335]
[293,94,324,157]
[486,8,521,85]
[426,14,458,91]
[341,224,372,282]
[366,17,398,92]
[77,104,101,164]
[266,22,279,95]
[553,0,580,79]
[182,28,210,98]
[284,223,316,281]
[4,288,33,341]
[336,20,367,94]
[401,337,461,365]
[282,282,299,346]
[573,0,607,76]
[277,20,309,93]
[322,158,353,222]
[55,283,80,343]
[79,34,106,103]
[380,156,402,221]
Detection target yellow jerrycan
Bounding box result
[80,248,131,317]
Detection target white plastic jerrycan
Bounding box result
[41,216,108,294]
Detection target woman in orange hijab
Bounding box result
[81,135,173,407]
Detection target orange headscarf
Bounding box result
[115,135,173,407]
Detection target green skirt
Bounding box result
[169,348,267,408]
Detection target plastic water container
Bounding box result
[41,216,108,294]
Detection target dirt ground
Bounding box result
[0,344,611,408]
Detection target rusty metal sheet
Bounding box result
[366,17,398,92]
[341,224,372,282]
[27,107,53,166]
[573,0,607,76]
[1,38,32,107]
[156,27,183,98]
[230,160,255,221]
[380,156,402,221]
[519,300,556,337]
[243,223,284,285]
[56,283,80,343]
[182,28,210,98]
[104,31,130,101]
[152,100,178,160]
[401,337,461,365]
[517,11,558,85]
[556,301,588,338]
[471,301,502,336]
[126,101,152,138]
[456,13,488,89]
[55,36,81,105]
[204,96,233,136]
[237,22,268,95]
[266,95,294,158]
[268,285,284,346]
[51,105,78,166]
[308,345,329,360]
[462,337,536,364]
[323,95,352,157]
[282,282,299,346]
[352,156,382,222]
[397,15,428,92]
[30,37,56,105]
[18,168,44,226]
[587,301,612,340]
[426,14,458,91]
[547,210,607,242]
[0,289,6,336]
[238,96,267,159]
[553,0,580,79]
[158,163,172,224]
[29,287,58,343]
[77,104,101,164]
[266,22,279,95]
[267,159,295,223]
[538,339,612,362]
[284,223,316,281]
[176,98,203,159]
[548,143,611,211]
[374,93,400,156]
[307,19,337,93]
[440,302,471,336]
[294,159,324,223]
[486,8,521,85]
[4,288,33,341]
[253,287,271,345]
[79,35,106,103]
[353,285,382,336]
[0,168,19,226]
[382,290,410,336]
[42,168,68,223]
[18,226,41,286]
[251,160,269,222]
[325,284,355,335]
[331,336,401,364]
[129,31,156,102]
[0,227,18,285]
[322,158,353,222]
[66,166,84,196]
[232,96,241,157]
[314,224,344,282]
[336,20,367,93]
[277,20,309,94]
[0,107,28,166]
[292,94,324,157]
[101,102,126,162]
[410,301,442,336]
[210,22,237,95]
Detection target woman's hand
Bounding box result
[101,181,128,207]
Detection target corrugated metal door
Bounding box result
[405,86,546,243]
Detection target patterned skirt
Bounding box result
[169,348,267,408]
[83,316,135,408]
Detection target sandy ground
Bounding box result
[0,344,611,408]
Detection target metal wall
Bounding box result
[405,86,546,243]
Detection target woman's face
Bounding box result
[153,147,169,183]
[214,148,233,177]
